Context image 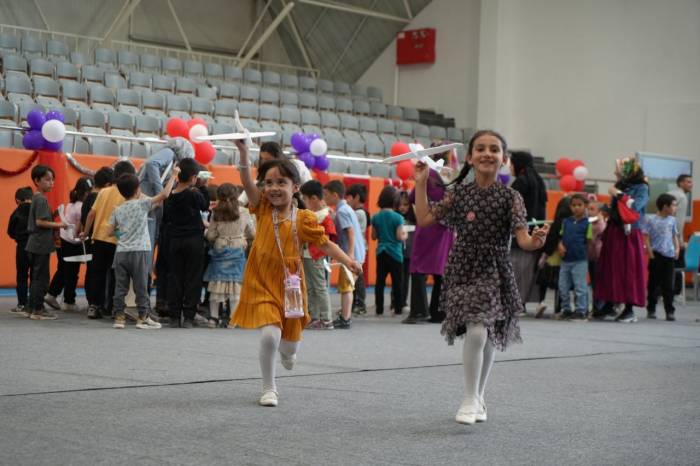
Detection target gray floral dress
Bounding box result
[431,180,528,350]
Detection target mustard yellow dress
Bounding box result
[231,197,328,341]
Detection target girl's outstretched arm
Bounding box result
[234,140,261,207]
[514,224,549,251]
[318,241,363,275]
[414,161,436,227]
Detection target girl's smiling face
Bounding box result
[263,166,298,208]
[468,134,506,177]
[398,198,410,215]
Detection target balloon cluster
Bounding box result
[390,141,424,181]
[166,117,216,164]
[22,109,66,152]
[555,157,588,192]
[290,132,329,171]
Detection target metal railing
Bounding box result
[0,23,318,76]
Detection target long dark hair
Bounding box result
[396,190,416,224]
[212,183,240,222]
[449,129,508,187]
[510,150,548,220]
[257,158,306,209]
[70,177,93,203]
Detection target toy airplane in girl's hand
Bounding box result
[193,110,275,142]
[380,142,463,171]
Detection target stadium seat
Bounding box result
[166,94,190,118]
[280,107,300,125]
[430,125,447,141]
[128,71,151,90]
[378,118,396,135]
[196,86,217,101]
[90,139,120,156]
[260,87,280,105]
[397,120,413,138]
[69,51,89,67]
[2,54,28,76]
[0,33,20,54]
[116,88,141,116]
[191,97,214,117]
[263,70,281,88]
[161,56,182,76]
[183,60,204,78]
[0,100,18,124]
[340,114,359,131]
[447,127,464,141]
[56,62,80,81]
[414,123,430,139]
[364,134,384,156]
[334,81,351,96]
[280,90,299,108]
[62,81,89,110]
[17,102,45,123]
[318,95,336,112]
[82,65,105,84]
[108,111,134,133]
[299,92,317,109]
[219,82,240,101]
[353,100,370,115]
[5,74,33,105]
[46,40,69,61]
[135,114,160,137]
[370,102,387,118]
[359,116,378,133]
[318,79,334,95]
[79,108,107,133]
[336,97,353,114]
[152,74,174,94]
[89,85,116,113]
[367,86,383,102]
[281,73,298,89]
[117,50,139,71]
[175,76,197,94]
[240,85,259,102]
[224,65,242,83]
[94,48,117,69]
[301,109,320,127]
[204,63,223,81]
[259,104,280,122]
[321,111,340,129]
[403,107,419,122]
[214,100,238,119]
[21,35,45,59]
[387,105,403,120]
[104,72,127,90]
[328,158,349,174]
[351,84,367,100]
[299,76,317,93]
[33,77,61,108]
[28,58,54,77]
[142,91,166,118]
[243,69,262,85]
[140,54,161,73]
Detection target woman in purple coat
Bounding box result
[403,151,455,324]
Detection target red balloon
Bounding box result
[559,174,577,192]
[390,142,411,157]
[396,160,413,181]
[571,159,584,170]
[194,141,216,164]
[555,158,573,176]
[575,179,585,191]
[166,118,189,138]
[187,118,207,129]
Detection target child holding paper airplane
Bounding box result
[413,130,549,426]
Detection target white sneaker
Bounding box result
[61,303,78,312]
[280,353,296,370]
[44,295,60,310]
[258,390,278,407]
[113,318,126,329]
[136,317,162,329]
[475,397,487,422]
[455,399,479,425]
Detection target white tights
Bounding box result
[462,323,496,405]
[259,325,300,392]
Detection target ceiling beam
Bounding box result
[102,0,141,45]
[281,0,317,78]
[166,0,192,53]
[402,0,413,20]
[297,0,411,23]
[237,0,274,59]
[329,0,379,75]
[238,0,296,69]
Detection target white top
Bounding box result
[667,187,688,239]
[59,202,83,244]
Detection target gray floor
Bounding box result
[1,293,699,466]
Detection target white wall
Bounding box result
[479,0,700,197]
[358,0,481,131]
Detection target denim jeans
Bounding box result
[558,260,588,313]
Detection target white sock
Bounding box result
[209,299,221,320]
[462,323,488,405]
[259,325,281,392]
[279,339,300,360]
[228,284,241,313]
[478,339,495,402]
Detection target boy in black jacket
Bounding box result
[7,187,34,314]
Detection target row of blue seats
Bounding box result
[0,71,418,120]
[0,46,383,100]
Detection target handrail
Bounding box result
[0,23,319,76]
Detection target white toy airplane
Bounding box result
[194,110,276,142]
[380,142,463,171]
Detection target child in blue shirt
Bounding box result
[557,194,592,320]
[642,194,680,320]
[371,185,406,316]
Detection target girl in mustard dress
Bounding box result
[232,140,362,408]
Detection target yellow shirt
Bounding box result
[91,186,125,244]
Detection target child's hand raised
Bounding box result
[171,166,181,177]
[414,160,430,184]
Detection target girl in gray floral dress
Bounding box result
[414,130,549,426]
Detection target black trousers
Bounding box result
[48,240,83,304]
[409,273,443,321]
[400,257,410,308]
[167,235,204,321]
[375,252,403,315]
[155,232,170,312]
[647,252,675,314]
[674,247,685,295]
[27,252,50,311]
[15,242,30,306]
[352,273,366,310]
[88,240,116,311]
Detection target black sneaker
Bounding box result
[333,317,352,329]
[615,309,638,323]
[182,319,194,329]
[86,305,102,319]
[646,311,657,319]
[570,312,588,322]
[591,307,617,319]
[666,313,676,322]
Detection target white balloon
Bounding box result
[573,165,588,181]
[188,124,209,142]
[41,119,65,143]
[309,138,328,156]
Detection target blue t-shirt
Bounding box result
[560,216,592,262]
[641,215,678,259]
[334,199,366,263]
[371,209,404,263]
[109,198,153,252]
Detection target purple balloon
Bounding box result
[306,133,320,143]
[44,140,63,152]
[291,132,310,153]
[22,130,46,150]
[298,151,315,169]
[314,155,329,171]
[45,109,65,123]
[27,109,46,131]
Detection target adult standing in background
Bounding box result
[667,174,692,295]
[509,151,548,312]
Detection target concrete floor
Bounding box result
[1,292,699,466]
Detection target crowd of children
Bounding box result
[5,134,694,419]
